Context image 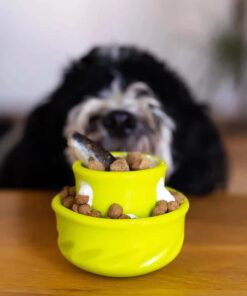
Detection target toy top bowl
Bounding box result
[52,190,189,277]
[73,152,167,217]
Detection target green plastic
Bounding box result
[51,191,189,277]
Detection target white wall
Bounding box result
[0,0,237,117]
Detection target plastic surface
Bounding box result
[73,152,167,217]
[51,191,189,277]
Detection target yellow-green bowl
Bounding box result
[51,190,189,277]
[73,152,167,218]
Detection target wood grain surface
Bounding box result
[0,190,246,295]
[223,132,247,194]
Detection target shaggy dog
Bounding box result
[0,46,227,194]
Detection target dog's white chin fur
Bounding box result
[64,81,176,178]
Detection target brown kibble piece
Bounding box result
[126,152,142,166]
[75,195,89,205]
[78,204,91,215]
[152,205,166,216]
[90,210,102,218]
[88,157,105,171]
[119,214,131,219]
[110,158,130,171]
[156,200,168,213]
[61,196,74,208]
[107,203,123,218]
[72,203,79,213]
[172,192,184,205]
[60,186,69,199]
[68,186,76,196]
[131,157,152,170]
[167,201,179,212]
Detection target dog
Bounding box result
[0,45,227,194]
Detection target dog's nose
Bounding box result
[102,110,137,137]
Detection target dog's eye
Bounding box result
[89,115,100,124]
[86,115,101,134]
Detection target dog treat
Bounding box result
[107,203,123,218]
[61,196,75,208]
[172,192,184,205]
[90,210,102,218]
[88,157,105,171]
[78,204,92,215]
[167,201,179,212]
[68,132,116,169]
[157,200,168,212]
[68,186,76,196]
[60,186,70,199]
[75,194,89,205]
[110,158,130,171]
[72,203,79,213]
[119,214,131,219]
[152,200,168,216]
[131,157,152,170]
[126,152,143,166]
[126,151,153,170]
[152,206,165,216]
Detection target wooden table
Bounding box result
[0,191,246,295]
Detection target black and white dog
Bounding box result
[0,46,227,194]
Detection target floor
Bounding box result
[223,131,247,195]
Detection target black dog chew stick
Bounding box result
[68,132,116,169]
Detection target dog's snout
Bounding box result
[102,110,137,137]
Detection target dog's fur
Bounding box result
[0,46,227,194]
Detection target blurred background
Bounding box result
[0,0,246,193]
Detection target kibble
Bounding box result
[157,200,168,212]
[151,200,168,216]
[126,152,142,166]
[68,186,76,196]
[110,158,130,171]
[107,203,123,218]
[152,206,165,216]
[167,201,179,212]
[90,210,102,218]
[75,194,89,205]
[78,204,91,215]
[60,186,70,199]
[84,151,154,172]
[119,214,131,219]
[131,157,152,170]
[59,182,185,219]
[72,203,79,213]
[61,196,74,208]
[173,192,184,205]
[88,157,105,171]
